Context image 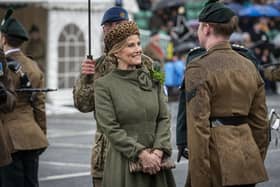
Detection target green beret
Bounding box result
[0,8,29,41]
[199,0,235,23]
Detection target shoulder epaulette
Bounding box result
[231,44,247,51]
[231,44,260,67]
[186,47,207,65]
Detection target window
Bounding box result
[58,23,85,89]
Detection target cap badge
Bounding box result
[120,12,125,18]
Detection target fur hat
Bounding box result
[104,21,140,53]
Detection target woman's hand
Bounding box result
[152,149,163,160]
[138,149,161,175]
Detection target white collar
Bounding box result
[5,48,21,56]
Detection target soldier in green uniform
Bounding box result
[73,6,155,187]
[184,1,269,187]
[0,48,16,167]
[0,9,48,187]
[95,20,175,187]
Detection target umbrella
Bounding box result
[225,2,244,14]
[269,0,280,11]
[239,4,280,17]
[152,0,187,11]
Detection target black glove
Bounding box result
[20,73,32,88]
[177,144,189,162]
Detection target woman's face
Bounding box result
[115,35,142,69]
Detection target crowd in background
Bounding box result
[135,0,280,99]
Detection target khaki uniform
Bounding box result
[0,63,16,166]
[73,54,154,178]
[25,39,46,72]
[185,42,269,187]
[2,51,48,153]
[263,66,280,81]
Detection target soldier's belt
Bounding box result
[210,116,248,128]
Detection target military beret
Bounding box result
[104,21,139,53]
[101,6,129,26]
[199,0,235,23]
[0,8,29,41]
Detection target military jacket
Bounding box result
[94,67,175,187]
[2,50,48,153]
[185,42,269,187]
[25,39,45,72]
[263,66,280,81]
[0,63,16,166]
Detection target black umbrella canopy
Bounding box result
[152,0,187,11]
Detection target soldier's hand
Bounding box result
[81,59,95,75]
[177,144,189,162]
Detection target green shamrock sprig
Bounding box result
[150,69,165,85]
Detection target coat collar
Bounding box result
[207,41,231,54]
[4,48,20,56]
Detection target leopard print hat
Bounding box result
[104,21,140,53]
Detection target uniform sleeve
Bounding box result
[185,64,211,187]
[73,74,95,113]
[153,85,172,155]
[32,72,46,134]
[263,66,280,81]
[0,70,16,113]
[248,72,269,160]
[0,84,16,113]
[94,80,145,161]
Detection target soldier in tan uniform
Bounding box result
[185,1,269,187]
[263,65,280,81]
[0,9,48,187]
[0,49,16,167]
[73,6,156,187]
[24,25,46,73]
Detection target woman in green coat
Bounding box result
[94,21,176,187]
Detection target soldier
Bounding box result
[73,6,155,187]
[25,24,46,73]
[0,48,16,167]
[184,0,269,187]
[263,65,280,81]
[0,9,48,187]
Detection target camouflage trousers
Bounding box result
[91,131,109,178]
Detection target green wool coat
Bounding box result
[94,67,176,187]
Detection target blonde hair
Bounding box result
[105,38,128,65]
